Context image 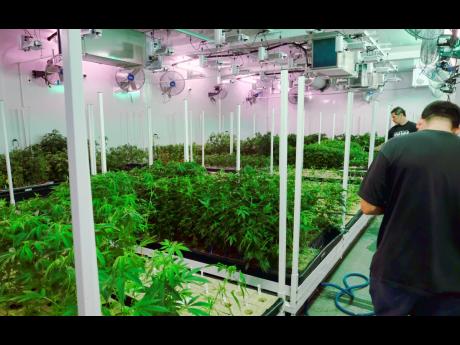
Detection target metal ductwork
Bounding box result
[82,29,145,68]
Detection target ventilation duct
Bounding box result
[82,29,145,68]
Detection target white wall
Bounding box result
[1,29,458,155]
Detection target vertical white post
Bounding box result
[278,69,289,301]
[236,105,241,171]
[147,106,153,166]
[0,101,15,205]
[19,108,27,148]
[342,91,354,228]
[253,112,256,137]
[201,110,205,167]
[368,101,378,168]
[290,76,305,308]
[62,29,101,316]
[385,104,392,142]
[218,98,222,133]
[189,110,193,162]
[270,107,275,175]
[87,104,97,175]
[318,111,322,144]
[98,92,107,173]
[357,114,361,135]
[229,112,234,154]
[332,112,336,140]
[184,99,189,162]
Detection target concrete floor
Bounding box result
[305,216,382,316]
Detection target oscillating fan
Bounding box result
[288,87,300,104]
[32,57,63,87]
[115,67,145,92]
[159,71,186,98]
[405,29,444,41]
[208,84,228,103]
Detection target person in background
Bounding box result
[359,100,460,316]
[387,106,417,139]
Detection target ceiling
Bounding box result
[137,29,429,73]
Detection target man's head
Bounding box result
[391,107,407,125]
[417,101,460,134]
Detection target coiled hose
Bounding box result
[317,273,375,316]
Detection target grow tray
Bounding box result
[205,166,237,173]
[119,256,282,316]
[142,206,362,292]
[0,181,60,202]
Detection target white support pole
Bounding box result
[270,107,275,175]
[62,29,101,316]
[184,99,189,162]
[87,104,97,175]
[19,108,27,148]
[201,110,205,167]
[342,91,354,228]
[98,92,107,173]
[357,114,361,135]
[0,101,15,205]
[253,112,256,137]
[385,104,392,142]
[218,98,222,133]
[189,110,193,162]
[290,76,305,308]
[229,112,234,154]
[368,101,378,168]
[236,105,241,171]
[318,111,322,144]
[147,106,153,166]
[332,112,336,140]
[278,69,289,300]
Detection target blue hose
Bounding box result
[319,273,375,316]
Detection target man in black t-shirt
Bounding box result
[388,106,418,139]
[359,100,460,316]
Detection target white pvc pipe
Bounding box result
[368,101,378,168]
[385,104,392,142]
[0,101,15,205]
[341,91,354,228]
[147,106,153,166]
[201,110,205,167]
[290,76,305,308]
[278,69,289,300]
[332,112,336,140]
[189,110,193,162]
[87,104,97,175]
[218,98,222,133]
[20,108,27,148]
[318,111,322,144]
[229,112,234,154]
[184,99,189,162]
[62,29,101,316]
[98,92,107,173]
[270,107,275,175]
[236,105,241,171]
[253,112,256,137]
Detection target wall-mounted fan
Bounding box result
[405,29,444,41]
[288,85,314,104]
[246,89,264,105]
[208,84,228,103]
[32,57,63,87]
[159,71,186,98]
[115,67,145,92]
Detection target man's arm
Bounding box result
[360,198,384,215]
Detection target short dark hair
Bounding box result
[391,106,406,117]
[421,101,460,128]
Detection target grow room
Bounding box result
[0,28,459,316]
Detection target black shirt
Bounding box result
[388,121,417,139]
[359,130,460,295]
